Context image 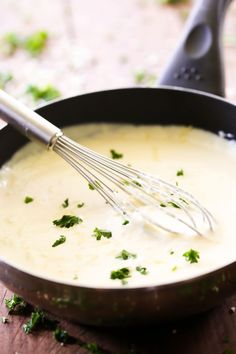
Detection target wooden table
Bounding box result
[1,1,236,353]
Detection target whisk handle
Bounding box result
[0,89,62,148]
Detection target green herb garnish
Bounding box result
[2,32,21,55]
[122,220,129,225]
[110,267,130,285]
[110,149,123,159]
[183,249,200,264]
[92,227,112,240]
[134,70,157,85]
[26,84,60,102]
[23,310,44,334]
[176,169,184,176]
[53,327,69,343]
[52,235,66,247]
[77,202,84,208]
[53,215,82,228]
[172,265,177,271]
[0,72,13,89]
[5,294,27,314]
[24,196,34,204]
[116,249,137,260]
[170,250,174,255]
[160,203,166,207]
[24,31,48,56]
[168,201,180,209]
[83,342,103,354]
[136,266,148,275]
[62,198,69,208]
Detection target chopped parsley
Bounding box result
[122,219,129,225]
[172,266,178,272]
[0,72,13,89]
[53,215,82,228]
[53,327,69,343]
[92,227,112,240]
[168,201,180,209]
[160,203,167,207]
[110,267,131,285]
[170,250,174,255]
[116,249,137,260]
[1,317,9,324]
[136,266,148,275]
[77,202,84,208]
[183,249,200,264]
[52,235,66,247]
[26,84,60,102]
[2,32,21,55]
[23,310,44,334]
[110,149,123,159]
[1,31,48,56]
[5,294,28,314]
[134,70,157,85]
[24,196,34,204]
[62,198,69,208]
[24,31,48,56]
[176,169,184,176]
[83,342,102,354]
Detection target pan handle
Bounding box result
[158,0,233,97]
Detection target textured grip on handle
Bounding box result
[0,90,61,148]
[158,0,233,97]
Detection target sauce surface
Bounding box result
[0,124,235,288]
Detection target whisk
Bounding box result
[0,90,215,236]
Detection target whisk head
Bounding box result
[53,134,215,237]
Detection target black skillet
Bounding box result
[0,0,236,326]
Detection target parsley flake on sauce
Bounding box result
[110,149,123,159]
[53,215,82,228]
[116,249,137,260]
[136,266,148,275]
[77,202,84,208]
[52,235,66,248]
[183,249,200,264]
[24,196,34,204]
[110,267,131,285]
[176,169,184,176]
[62,198,69,208]
[92,227,112,240]
[122,220,129,225]
[88,182,95,190]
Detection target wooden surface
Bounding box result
[0,0,236,353]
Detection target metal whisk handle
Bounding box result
[0,89,62,148]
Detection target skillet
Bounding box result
[0,0,236,326]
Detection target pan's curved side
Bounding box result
[0,258,236,326]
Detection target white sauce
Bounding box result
[0,124,236,288]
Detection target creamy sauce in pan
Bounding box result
[0,124,236,288]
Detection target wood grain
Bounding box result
[0,0,236,353]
